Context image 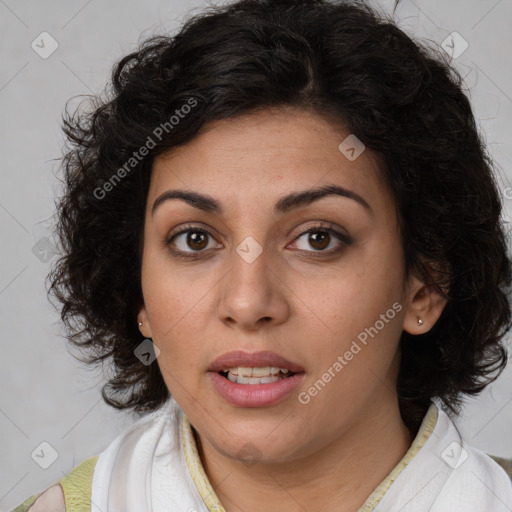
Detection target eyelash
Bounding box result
[165,222,352,259]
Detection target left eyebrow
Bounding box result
[151,184,372,217]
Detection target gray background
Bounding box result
[1,0,511,510]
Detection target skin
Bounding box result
[137,107,447,512]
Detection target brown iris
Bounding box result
[308,231,330,250]
[187,231,208,250]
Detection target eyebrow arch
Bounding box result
[151,184,372,217]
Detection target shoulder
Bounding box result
[439,444,512,510]
[14,401,180,512]
[489,454,512,480]
[13,456,99,512]
[431,410,512,510]
[26,484,65,512]
[456,443,512,494]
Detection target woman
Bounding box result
[14,0,512,510]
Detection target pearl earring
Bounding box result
[417,317,423,326]
[138,322,143,327]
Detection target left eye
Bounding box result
[290,226,350,253]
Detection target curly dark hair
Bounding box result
[47,0,512,433]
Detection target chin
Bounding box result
[207,424,309,465]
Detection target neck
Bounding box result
[194,396,415,512]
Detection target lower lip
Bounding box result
[208,372,305,407]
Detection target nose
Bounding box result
[216,241,290,332]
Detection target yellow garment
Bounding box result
[59,456,98,510]
[11,493,40,512]
[182,413,226,511]
[11,456,98,512]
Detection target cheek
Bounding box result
[305,243,402,327]
[142,242,206,324]
[140,247,222,379]
[301,239,404,365]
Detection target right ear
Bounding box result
[137,305,153,339]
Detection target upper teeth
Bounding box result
[222,366,290,377]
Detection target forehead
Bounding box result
[148,107,393,218]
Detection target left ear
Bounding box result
[402,274,448,335]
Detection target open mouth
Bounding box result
[219,367,296,385]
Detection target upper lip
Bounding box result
[208,350,305,373]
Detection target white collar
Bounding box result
[90,397,512,512]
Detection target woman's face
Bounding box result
[138,107,428,464]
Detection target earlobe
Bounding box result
[402,276,447,335]
[137,306,153,338]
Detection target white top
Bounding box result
[88,397,512,512]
